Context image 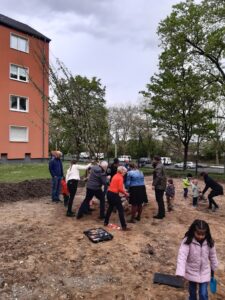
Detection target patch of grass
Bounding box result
[141,167,225,182]
[1,163,224,183]
[0,162,71,183]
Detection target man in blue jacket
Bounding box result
[49,151,64,202]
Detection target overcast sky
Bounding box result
[2,0,182,106]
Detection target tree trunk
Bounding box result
[183,143,189,170]
[195,136,200,176]
[215,149,219,165]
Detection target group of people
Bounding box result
[48,152,224,222]
[182,172,224,212]
[49,151,223,299]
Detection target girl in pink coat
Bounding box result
[176,219,218,300]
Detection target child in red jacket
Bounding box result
[61,177,69,207]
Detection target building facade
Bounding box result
[0,14,50,161]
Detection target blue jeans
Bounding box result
[189,281,208,300]
[51,176,61,201]
[184,188,188,198]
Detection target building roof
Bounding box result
[0,13,51,42]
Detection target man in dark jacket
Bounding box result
[108,158,120,181]
[77,161,108,219]
[49,151,64,202]
[200,172,223,211]
[152,155,167,219]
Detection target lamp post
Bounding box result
[114,131,118,158]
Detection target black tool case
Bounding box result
[83,227,114,243]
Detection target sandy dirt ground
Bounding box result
[0,177,225,300]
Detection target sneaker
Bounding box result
[212,206,219,212]
[153,215,164,219]
[128,219,136,223]
[98,216,105,220]
[76,214,83,219]
[122,227,131,231]
[66,211,75,217]
[135,216,141,221]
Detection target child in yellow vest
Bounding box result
[182,173,192,200]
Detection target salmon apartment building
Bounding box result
[0,14,50,162]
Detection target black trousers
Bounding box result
[78,188,105,218]
[208,190,222,208]
[155,189,165,218]
[193,197,198,207]
[67,179,78,213]
[104,191,126,228]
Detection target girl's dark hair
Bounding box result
[70,160,77,170]
[168,178,173,184]
[184,219,214,248]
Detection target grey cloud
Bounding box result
[1,0,178,105]
[2,0,159,47]
[2,0,114,15]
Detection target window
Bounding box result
[10,64,28,82]
[10,34,29,53]
[9,126,28,142]
[10,95,28,112]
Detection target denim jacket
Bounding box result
[126,170,145,189]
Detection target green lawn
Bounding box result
[0,162,71,183]
[0,163,224,183]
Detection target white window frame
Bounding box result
[10,64,29,82]
[9,126,29,142]
[9,94,29,113]
[10,33,29,53]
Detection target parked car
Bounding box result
[196,163,208,168]
[118,155,131,162]
[161,157,172,165]
[138,157,151,167]
[174,161,195,169]
[80,152,90,159]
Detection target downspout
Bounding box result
[42,39,46,161]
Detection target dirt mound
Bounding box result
[0,179,87,203]
[0,179,51,202]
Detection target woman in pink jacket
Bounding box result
[176,219,218,300]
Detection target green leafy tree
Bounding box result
[49,60,108,157]
[142,68,214,168]
[158,0,225,85]
[141,0,225,169]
